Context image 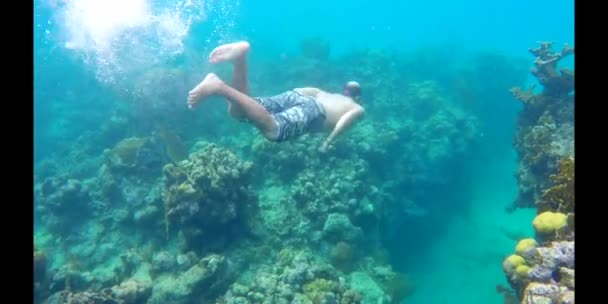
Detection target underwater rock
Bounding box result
[108,279,152,304]
[38,177,92,219]
[532,241,575,270]
[521,282,572,304]
[49,267,87,294]
[220,249,362,304]
[151,251,175,275]
[147,254,231,304]
[133,205,160,225]
[347,272,389,304]
[503,240,574,301]
[157,125,188,163]
[34,248,47,283]
[35,247,51,304]
[528,265,552,283]
[322,213,363,243]
[119,249,145,274]
[560,267,574,289]
[330,242,355,272]
[368,265,415,302]
[175,252,197,271]
[104,136,165,176]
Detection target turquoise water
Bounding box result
[406,150,537,303]
[34,1,573,303]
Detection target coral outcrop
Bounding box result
[510,41,574,210]
[148,254,232,304]
[162,142,256,250]
[500,41,574,304]
[502,239,574,303]
[219,249,362,304]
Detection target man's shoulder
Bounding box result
[351,102,365,113]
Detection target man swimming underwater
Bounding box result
[187,41,365,153]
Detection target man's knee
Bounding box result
[263,129,280,142]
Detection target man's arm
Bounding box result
[320,106,365,152]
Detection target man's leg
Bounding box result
[187,73,278,140]
[207,41,250,118]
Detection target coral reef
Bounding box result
[529,42,574,97]
[34,39,494,304]
[359,261,415,304]
[104,136,166,176]
[218,249,363,304]
[108,279,152,304]
[248,130,389,250]
[330,242,356,273]
[35,247,51,303]
[147,254,232,304]
[162,142,256,250]
[532,211,569,240]
[35,176,95,234]
[510,41,574,210]
[502,239,574,303]
[499,41,575,304]
[538,156,574,214]
[43,290,122,304]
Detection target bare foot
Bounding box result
[208,41,250,64]
[187,73,223,109]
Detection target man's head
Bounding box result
[343,81,361,101]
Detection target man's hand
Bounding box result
[319,106,364,154]
[318,141,329,153]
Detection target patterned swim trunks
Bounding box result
[253,90,326,142]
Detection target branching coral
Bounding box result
[529,42,574,97]
[511,41,574,120]
[538,156,574,214]
[509,41,574,210]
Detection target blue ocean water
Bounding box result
[34,0,574,303]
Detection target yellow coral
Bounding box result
[515,265,530,279]
[533,211,567,235]
[515,238,538,255]
[502,254,526,274]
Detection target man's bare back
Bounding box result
[291,86,365,152]
[294,87,364,130]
